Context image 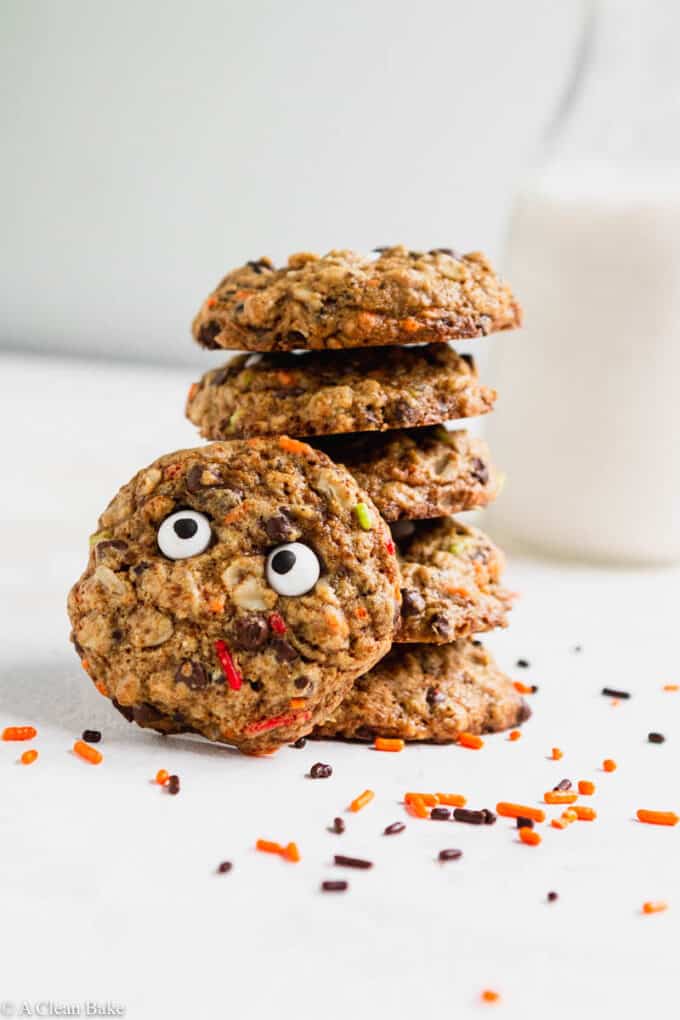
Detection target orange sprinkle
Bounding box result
[374,737,404,752]
[400,317,421,334]
[481,990,500,1004]
[407,796,429,819]
[281,842,301,863]
[350,789,374,813]
[662,684,679,692]
[355,311,380,331]
[73,739,103,765]
[508,730,521,741]
[278,435,312,456]
[155,769,169,785]
[276,370,296,386]
[578,780,595,796]
[289,698,307,711]
[435,793,467,807]
[496,802,546,823]
[405,793,438,806]
[551,819,568,830]
[642,901,668,915]
[205,296,218,308]
[562,808,578,822]
[544,791,578,805]
[234,289,251,300]
[551,747,563,760]
[355,606,367,619]
[513,681,533,695]
[95,682,107,697]
[256,839,283,855]
[572,805,597,821]
[458,732,484,750]
[20,749,38,765]
[187,382,199,402]
[519,827,541,846]
[602,758,617,772]
[2,726,37,742]
[207,595,225,614]
[366,277,380,288]
[637,809,679,827]
[81,659,90,671]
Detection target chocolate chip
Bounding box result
[401,588,425,616]
[310,762,332,779]
[186,463,217,492]
[294,676,310,690]
[290,736,307,748]
[175,660,208,689]
[217,861,232,874]
[111,700,134,723]
[470,457,489,485]
[431,614,454,639]
[133,562,150,576]
[167,774,180,795]
[482,809,497,825]
[431,807,451,821]
[286,330,306,346]
[132,703,167,727]
[459,352,474,370]
[648,732,665,743]
[232,614,268,650]
[517,817,534,829]
[211,367,231,387]
[517,700,532,724]
[81,729,102,744]
[332,817,345,834]
[272,637,298,662]
[264,511,296,543]
[198,320,222,349]
[249,679,264,692]
[426,687,446,708]
[95,539,128,565]
[247,259,270,274]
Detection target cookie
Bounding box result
[313,641,530,742]
[394,517,513,644]
[186,345,496,441]
[310,427,500,522]
[67,438,400,753]
[192,246,521,352]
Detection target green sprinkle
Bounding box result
[89,530,112,548]
[354,502,373,531]
[448,539,470,555]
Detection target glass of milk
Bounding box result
[486,0,680,564]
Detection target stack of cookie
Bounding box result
[186,246,530,742]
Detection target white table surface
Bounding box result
[1,352,678,1020]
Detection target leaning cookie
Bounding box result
[313,641,530,742]
[192,246,521,352]
[186,345,495,441]
[310,427,500,522]
[67,438,400,753]
[394,517,513,644]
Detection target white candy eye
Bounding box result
[157,510,212,560]
[266,542,320,597]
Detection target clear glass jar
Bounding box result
[485,0,680,563]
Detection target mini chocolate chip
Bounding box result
[232,614,268,651]
[133,703,167,727]
[516,658,530,668]
[290,736,307,748]
[517,700,532,723]
[286,330,306,346]
[547,891,559,902]
[249,679,264,692]
[470,457,489,485]
[426,687,446,707]
[439,848,463,861]
[217,861,232,874]
[247,259,270,274]
[133,562,150,575]
[332,817,345,834]
[264,511,297,543]
[294,676,310,690]
[167,774,180,795]
[431,614,454,639]
[175,660,208,689]
[648,732,665,743]
[198,320,222,348]
[211,366,231,387]
[401,588,425,617]
[82,729,101,743]
[384,822,406,835]
[517,817,534,829]
[430,807,451,820]
[272,638,298,662]
[111,629,123,642]
[310,762,332,779]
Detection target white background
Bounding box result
[1,0,584,364]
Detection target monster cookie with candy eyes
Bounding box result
[67,438,400,753]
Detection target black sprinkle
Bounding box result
[430,807,451,821]
[290,737,307,748]
[553,778,572,791]
[648,732,665,744]
[602,687,631,699]
[384,821,406,835]
[167,774,180,795]
[331,817,345,834]
[334,855,372,870]
[517,817,534,829]
[81,729,101,743]
[482,809,497,825]
[453,807,485,825]
[322,880,348,892]
[516,659,530,669]
[547,891,559,902]
[310,762,332,779]
[439,848,463,861]
[216,861,232,874]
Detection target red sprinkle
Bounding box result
[214,639,243,690]
[385,540,395,555]
[244,710,312,735]
[268,612,287,635]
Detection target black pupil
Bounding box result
[271,549,296,574]
[174,517,199,540]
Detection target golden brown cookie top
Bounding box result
[67,438,400,753]
[192,245,522,352]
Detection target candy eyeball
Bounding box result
[157,510,212,560]
[266,542,320,597]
